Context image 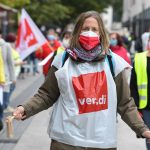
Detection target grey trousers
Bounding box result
[50,140,117,150]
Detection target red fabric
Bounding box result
[24,19,38,47]
[79,35,100,50]
[35,43,53,76]
[110,45,131,64]
[50,40,61,51]
[35,40,61,76]
[72,71,108,114]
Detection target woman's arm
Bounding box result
[13,66,60,119]
[116,70,149,137]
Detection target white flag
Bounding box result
[16,9,52,60]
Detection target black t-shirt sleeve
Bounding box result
[130,63,139,107]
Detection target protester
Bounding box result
[0,31,16,130]
[35,29,61,77]
[109,32,131,64]
[13,11,150,150]
[61,28,72,49]
[130,36,150,150]
[134,28,150,53]
[27,52,39,76]
[5,33,26,79]
[51,28,73,57]
[141,28,150,51]
[5,33,27,108]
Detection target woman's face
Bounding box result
[109,33,118,46]
[81,17,99,35]
[110,33,117,40]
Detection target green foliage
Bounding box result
[0,0,123,28]
[61,0,113,21]
[24,0,115,27]
[25,0,70,27]
[0,0,30,8]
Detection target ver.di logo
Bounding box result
[72,71,108,114]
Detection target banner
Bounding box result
[16,9,52,60]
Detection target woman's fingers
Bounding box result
[13,106,25,120]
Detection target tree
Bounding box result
[25,0,70,27]
[0,0,30,8]
[0,0,123,29]
[61,0,112,18]
[24,0,115,28]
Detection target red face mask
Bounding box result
[79,31,100,51]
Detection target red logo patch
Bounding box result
[24,19,38,47]
[72,71,108,114]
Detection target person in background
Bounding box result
[35,29,61,77]
[13,11,150,150]
[0,47,5,131]
[109,32,131,64]
[47,28,61,50]
[5,33,26,79]
[0,31,16,127]
[141,28,150,51]
[130,34,150,150]
[5,33,26,104]
[51,28,73,56]
[61,28,72,49]
[27,52,39,76]
[134,28,150,53]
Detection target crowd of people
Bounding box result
[0,8,150,150]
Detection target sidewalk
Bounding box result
[11,73,43,103]
[0,71,45,150]
[13,109,51,150]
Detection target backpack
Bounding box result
[62,51,115,79]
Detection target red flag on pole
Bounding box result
[16,9,53,60]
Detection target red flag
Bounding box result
[16,9,52,60]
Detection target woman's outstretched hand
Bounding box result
[13,106,26,120]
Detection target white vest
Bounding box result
[48,52,131,148]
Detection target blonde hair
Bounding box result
[70,11,109,51]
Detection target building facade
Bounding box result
[122,0,150,37]
[0,3,17,38]
[101,6,113,32]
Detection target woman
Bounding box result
[13,11,150,150]
[130,35,150,150]
[109,32,131,64]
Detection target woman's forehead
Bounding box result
[82,17,99,26]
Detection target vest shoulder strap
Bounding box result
[61,51,115,79]
[62,51,69,67]
[107,54,115,79]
